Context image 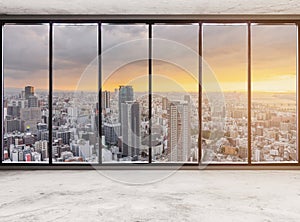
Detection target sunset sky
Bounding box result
[3,23,297,93]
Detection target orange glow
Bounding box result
[4,25,297,93]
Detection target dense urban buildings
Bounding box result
[201,92,296,162]
[1,24,298,165]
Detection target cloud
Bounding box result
[3,25,49,72]
[3,23,297,93]
[153,24,199,51]
[4,24,99,89]
[102,24,148,51]
[53,24,98,69]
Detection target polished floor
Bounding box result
[0,170,300,221]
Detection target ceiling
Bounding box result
[0,0,299,15]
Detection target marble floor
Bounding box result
[0,170,300,221]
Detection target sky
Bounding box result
[3,23,297,93]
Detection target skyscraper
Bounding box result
[121,101,141,158]
[20,107,42,132]
[167,101,191,162]
[102,90,111,109]
[56,131,71,145]
[7,105,20,118]
[28,95,38,108]
[20,107,41,121]
[5,119,23,133]
[118,85,133,122]
[103,122,121,145]
[25,86,34,99]
[162,97,169,110]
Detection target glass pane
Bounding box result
[53,24,98,163]
[152,25,199,163]
[102,24,149,163]
[202,24,248,163]
[251,24,297,163]
[3,24,49,163]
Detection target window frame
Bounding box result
[0,15,299,170]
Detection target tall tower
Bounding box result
[118,86,133,122]
[162,97,169,111]
[121,101,141,158]
[25,86,34,99]
[102,90,111,109]
[167,103,179,161]
[167,101,191,162]
[28,95,38,108]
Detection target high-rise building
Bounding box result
[103,122,121,145]
[7,105,20,118]
[118,85,133,122]
[5,119,23,133]
[40,131,49,141]
[67,107,78,118]
[28,95,38,108]
[25,86,34,99]
[20,107,41,121]
[21,90,25,99]
[184,95,191,103]
[121,101,141,158]
[162,97,169,110]
[33,140,48,160]
[78,140,93,160]
[10,99,28,109]
[254,149,261,162]
[167,101,191,162]
[20,107,42,132]
[102,90,111,109]
[82,132,97,145]
[11,150,19,162]
[56,131,71,145]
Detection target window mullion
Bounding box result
[297,23,300,164]
[198,22,202,165]
[0,22,3,164]
[148,23,152,164]
[98,22,102,165]
[247,22,252,165]
[49,22,53,165]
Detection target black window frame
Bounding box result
[0,15,299,170]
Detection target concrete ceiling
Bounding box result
[0,0,299,15]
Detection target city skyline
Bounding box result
[2,83,296,163]
[2,23,298,163]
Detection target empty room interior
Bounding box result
[1,0,300,221]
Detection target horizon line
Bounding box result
[4,87,297,94]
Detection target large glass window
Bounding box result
[1,21,299,167]
[152,25,199,163]
[53,24,98,163]
[102,24,149,163]
[251,24,297,163]
[2,24,49,163]
[202,24,248,163]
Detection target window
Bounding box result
[152,24,199,163]
[202,24,248,163]
[251,24,297,163]
[0,19,299,167]
[102,24,149,163]
[3,24,49,163]
[53,23,98,163]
